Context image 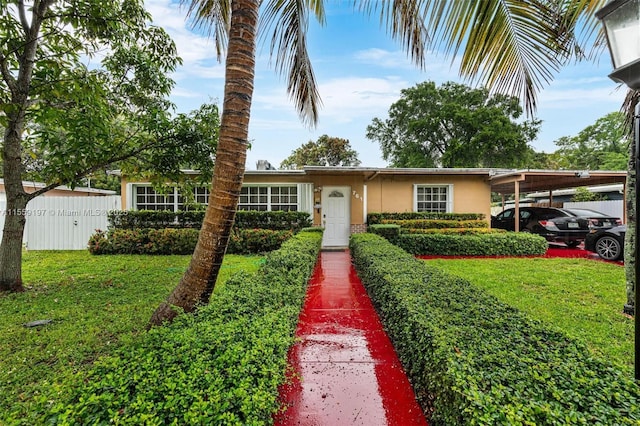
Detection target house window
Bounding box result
[135,186,177,211]
[133,185,210,211]
[414,184,452,213]
[132,184,304,212]
[239,185,298,211]
[194,186,209,204]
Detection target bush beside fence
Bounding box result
[89,228,292,255]
[349,233,640,425]
[47,229,323,425]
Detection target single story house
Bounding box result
[119,166,628,248]
[120,167,491,247]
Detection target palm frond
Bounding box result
[421,0,605,116]
[181,0,231,61]
[261,0,325,127]
[356,0,430,69]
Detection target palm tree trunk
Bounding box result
[149,0,258,326]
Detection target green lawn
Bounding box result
[0,251,263,423]
[426,257,634,372]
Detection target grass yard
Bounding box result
[0,251,263,424]
[426,256,634,372]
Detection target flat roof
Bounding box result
[489,170,627,195]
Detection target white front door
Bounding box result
[321,186,351,247]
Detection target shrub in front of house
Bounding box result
[380,218,488,229]
[403,227,505,235]
[368,224,401,241]
[227,229,294,255]
[108,210,312,231]
[395,231,547,256]
[367,212,484,224]
[88,228,292,255]
[48,229,323,425]
[349,233,640,425]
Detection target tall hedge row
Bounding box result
[350,233,640,425]
[90,210,313,255]
[47,229,323,425]
[108,210,312,231]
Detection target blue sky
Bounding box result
[145,0,628,170]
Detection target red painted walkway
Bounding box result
[275,250,427,426]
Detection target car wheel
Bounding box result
[595,236,622,261]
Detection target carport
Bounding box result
[490,170,628,232]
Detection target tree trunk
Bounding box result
[0,191,28,292]
[0,1,50,292]
[0,122,29,292]
[149,0,258,326]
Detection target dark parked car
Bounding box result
[562,208,622,230]
[584,224,626,261]
[491,207,591,247]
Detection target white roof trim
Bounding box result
[0,179,117,195]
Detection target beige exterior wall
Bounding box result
[366,174,491,220]
[241,172,491,224]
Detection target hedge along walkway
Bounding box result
[275,250,427,425]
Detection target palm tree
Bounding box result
[150,0,607,325]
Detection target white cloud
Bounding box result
[316,76,409,121]
[144,0,220,77]
[538,85,625,109]
[253,76,409,125]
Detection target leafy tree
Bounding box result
[366,81,540,168]
[524,150,568,170]
[0,0,219,292]
[572,186,604,202]
[280,135,361,169]
[150,0,598,326]
[81,172,121,193]
[552,112,629,171]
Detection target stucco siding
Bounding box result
[366,175,491,220]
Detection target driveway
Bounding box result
[545,243,623,264]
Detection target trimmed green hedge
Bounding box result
[381,219,488,229]
[396,232,548,256]
[368,224,401,240]
[88,228,293,255]
[47,229,323,425]
[108,210,312,231]
[350,233,640,425]
[367,212,484,224]
[404,228,505,235]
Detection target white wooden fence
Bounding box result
[0,196,121,250]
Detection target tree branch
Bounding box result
[18,0,31,34]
